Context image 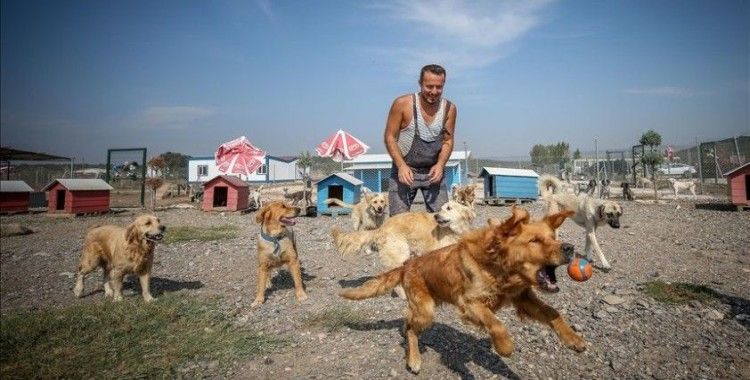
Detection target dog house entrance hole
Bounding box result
[56,190,66,210]
[213,186,228,207]
[328,185,344,204]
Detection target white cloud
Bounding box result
[371,0,554,72]
[140,106,215,128]
[255,0,274,20]
[624,86,711,97]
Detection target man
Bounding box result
[384,64,457,216]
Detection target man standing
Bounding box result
[384,64,457,216]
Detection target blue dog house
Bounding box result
[315,172,363,216]
[480,167,539,205]
[344,152,469,192]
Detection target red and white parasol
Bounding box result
[315,129,370,163]
[215,136,266,178]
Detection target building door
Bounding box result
[745,174,750,200]
[213,186,228,207]
[56,190,66,210]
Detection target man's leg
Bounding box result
[422,180,449,213]
[388,178,417,216]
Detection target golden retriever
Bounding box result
[340,207,585,373]
[73,214,166,303]
[324,192,388,231]
[252,201,307,307]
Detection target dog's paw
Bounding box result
[144,295,157,303]
[251,299,264,308]
[564,334,587,352]
[296,292,308,302]
[406,359,421,374]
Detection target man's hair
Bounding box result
[419,64,446,83]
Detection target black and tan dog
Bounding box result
[252,201,307,307]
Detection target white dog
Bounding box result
[252,185,264,209]
[667,178,696,199]
[539,175,623,271]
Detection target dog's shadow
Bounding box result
[266,268,316,295]
[695,202,743,212]
[337,276,374,288]
[347,318,521,380]
[128,277,204,296]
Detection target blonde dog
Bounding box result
[325,192,388,231]
[251,185,264,209]
[451,183,478,208]
[539,175,622,271]
[73,214,166,303]
[667,178,697,199]
[252,201,307,307]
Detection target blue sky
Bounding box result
[1,0,748,163]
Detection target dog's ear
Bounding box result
[597,204,605,219]
[255,206,268,224]
[462,207,476,221]
[487,217,502,226]
[544,209,575,230]
[126,223,140,245]
[510,205,530,224]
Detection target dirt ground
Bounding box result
[1,188,749,379]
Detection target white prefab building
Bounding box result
[188,155,300,184]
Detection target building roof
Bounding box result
[268,155,298,163]
[204,175,249,188]
[314,172,363,186]
[42,179,114,191]
[0,180,34,193]
[0,146,70,161]
[345,161,459,171]
[345,151,470,164]
[723,162,750,177]
[480,167,539,178]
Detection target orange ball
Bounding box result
[568,257,593,282]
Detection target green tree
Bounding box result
[297,151,313,177]
[639,130,664,200]
[573,149,582,160]
[160,152,190,179]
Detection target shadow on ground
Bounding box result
[347,318,521,380]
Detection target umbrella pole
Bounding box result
[340,161,343,171]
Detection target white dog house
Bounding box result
[188,155,300,185]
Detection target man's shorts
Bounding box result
[388,172,448,216]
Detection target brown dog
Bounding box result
[252,201,308,307]
[340,207,585,373]
[74,214,166,303]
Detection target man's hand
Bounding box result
[428,163,444,184]
[398,164,414,186]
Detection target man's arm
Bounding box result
[384,96,413,186]
[428,103,457,183]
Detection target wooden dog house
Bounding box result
[0,180,34,214]
[201,175,249,212]
[42,179,113,214]
[480,167,539,205]
[724,162,750,210]
[315,172,362,216]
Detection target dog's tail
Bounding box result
[538,174,563,197]
[339,266,404,300]
[325,198,355,209]
[331,227,378,256]
[257,185,264,191]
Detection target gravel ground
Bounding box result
[1,194,749,380]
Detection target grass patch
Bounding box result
[302,307,366,332]
[642,280,721,304]
[164,225,238,244]
[0,295,281,379]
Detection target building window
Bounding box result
[256,164,267,175]
[197,165,208,176]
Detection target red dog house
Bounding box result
[724,162,750,210]
[42,179,113,214]
[202,175,249,212]
[0,180,34,213]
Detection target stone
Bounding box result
[603,295,626,305]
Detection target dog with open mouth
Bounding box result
[324,191,388,231]
[252,201,308,307]
[74,214,166,303]
[340,206,585,373]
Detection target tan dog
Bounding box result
[667,178,697,199]
[451,183,477,207]
[73,215,166,303]
[283,187,313,207]
[340,207,585,373]
[251,185,264,209]
[332,200,475,268]
[539,175,622,271]
[252,201,307,307]
[325,192,388,231]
